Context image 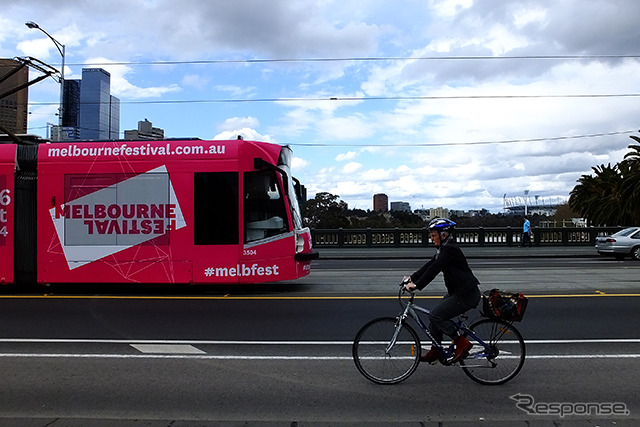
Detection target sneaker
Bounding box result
[450,335,473,363]
[420,346,440,363]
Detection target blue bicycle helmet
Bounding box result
[428,218,456,232]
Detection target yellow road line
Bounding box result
[0,292,638,300]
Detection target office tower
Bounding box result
[109,94,119,139]
[62,79,80,127]
[0,59,29,134]
[79,68,119,140]
[373,193,388,212]
[390,201,411,212]
[124,118,165,140]
[59,79,81,140]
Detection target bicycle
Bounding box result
[352,283,526,385]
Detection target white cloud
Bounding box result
[342,162,363,174]
[5,0,640,213]
[85,57,180,99]
[213,128,272,142]
[335,151,358,161]
[215,85,256,98]
[317,115,374,140]
[292,157,308,170]
[219,116,259,132]
[182,74,210,90]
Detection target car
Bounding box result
[595,227,640,260]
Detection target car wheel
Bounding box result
[632,246,640,261]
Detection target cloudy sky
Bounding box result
[2,0,639,212]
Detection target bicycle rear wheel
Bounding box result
[352,317,421,384]
[461,318,525,385]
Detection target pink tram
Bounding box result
[0,138,318,285]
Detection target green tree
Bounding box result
[301,192,349,228]
[569,136,640,226]
[620,139,640,224]
[388,210,425,227]
[553,203,580,225]
[569,164,623,225]
[349,212,389,228]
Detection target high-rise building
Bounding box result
[59,79,81,140]
[79,68,119,140]
[373,193,388,212]
[0,59,29,134]
[124,118,165,140]
[62,79,80,127]
[429,207,449,219]
[108,94,119,140]
[390,201,411,212]
[58,68,120,141]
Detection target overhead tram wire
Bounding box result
[63,54,640,67]
[284,130,640,147]
[37,54,640,106]
[27,92,640,107]
[32,55,639,147]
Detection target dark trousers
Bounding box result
[522,232,531,246]
[428,288,481,343]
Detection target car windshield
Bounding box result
[612,228,639,237]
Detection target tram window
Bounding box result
[194,172,239,245]
[244,170,289,243]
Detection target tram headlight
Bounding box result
[296,233,305,253]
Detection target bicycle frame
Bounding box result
[353,286,526,385]
[395,290,497,365]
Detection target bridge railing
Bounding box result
[310,226,623,248]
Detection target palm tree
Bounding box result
[622,136,640,169]
[570,136,640,226]
[569,164,624,226]
[620,138,640,224]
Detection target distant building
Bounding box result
[503,194,564,216]
[450,209,487,218]
[124,119,165,140]
[429,207,450,220]
[0,58,29,134]
[56,68,120,141]
[62,79,80,128]
[414,209,430,221]
[413,207,449,221]
[58,78,81,140]
[296,183,308,206]
[80,68,119,140]
[373,193,388,212]
[390,201,411,212]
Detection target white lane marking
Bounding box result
[0,353,638,360]
[0,338,639,345]
[0,339,353,345]
[0,353,352,360]
[0,339,638,360]
[130,344,205,354]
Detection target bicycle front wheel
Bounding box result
[461,318,526,385]
[352,317,421,384]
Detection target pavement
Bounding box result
[0,418,634,426]
[316,245,598,260]
[4,244,633,426]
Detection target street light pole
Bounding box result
[25,21,65,137]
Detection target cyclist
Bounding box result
[403,218,481,364]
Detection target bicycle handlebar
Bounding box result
[398,280,416,309]
[399,277,412,289]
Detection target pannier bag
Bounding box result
[483,289,528,321]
